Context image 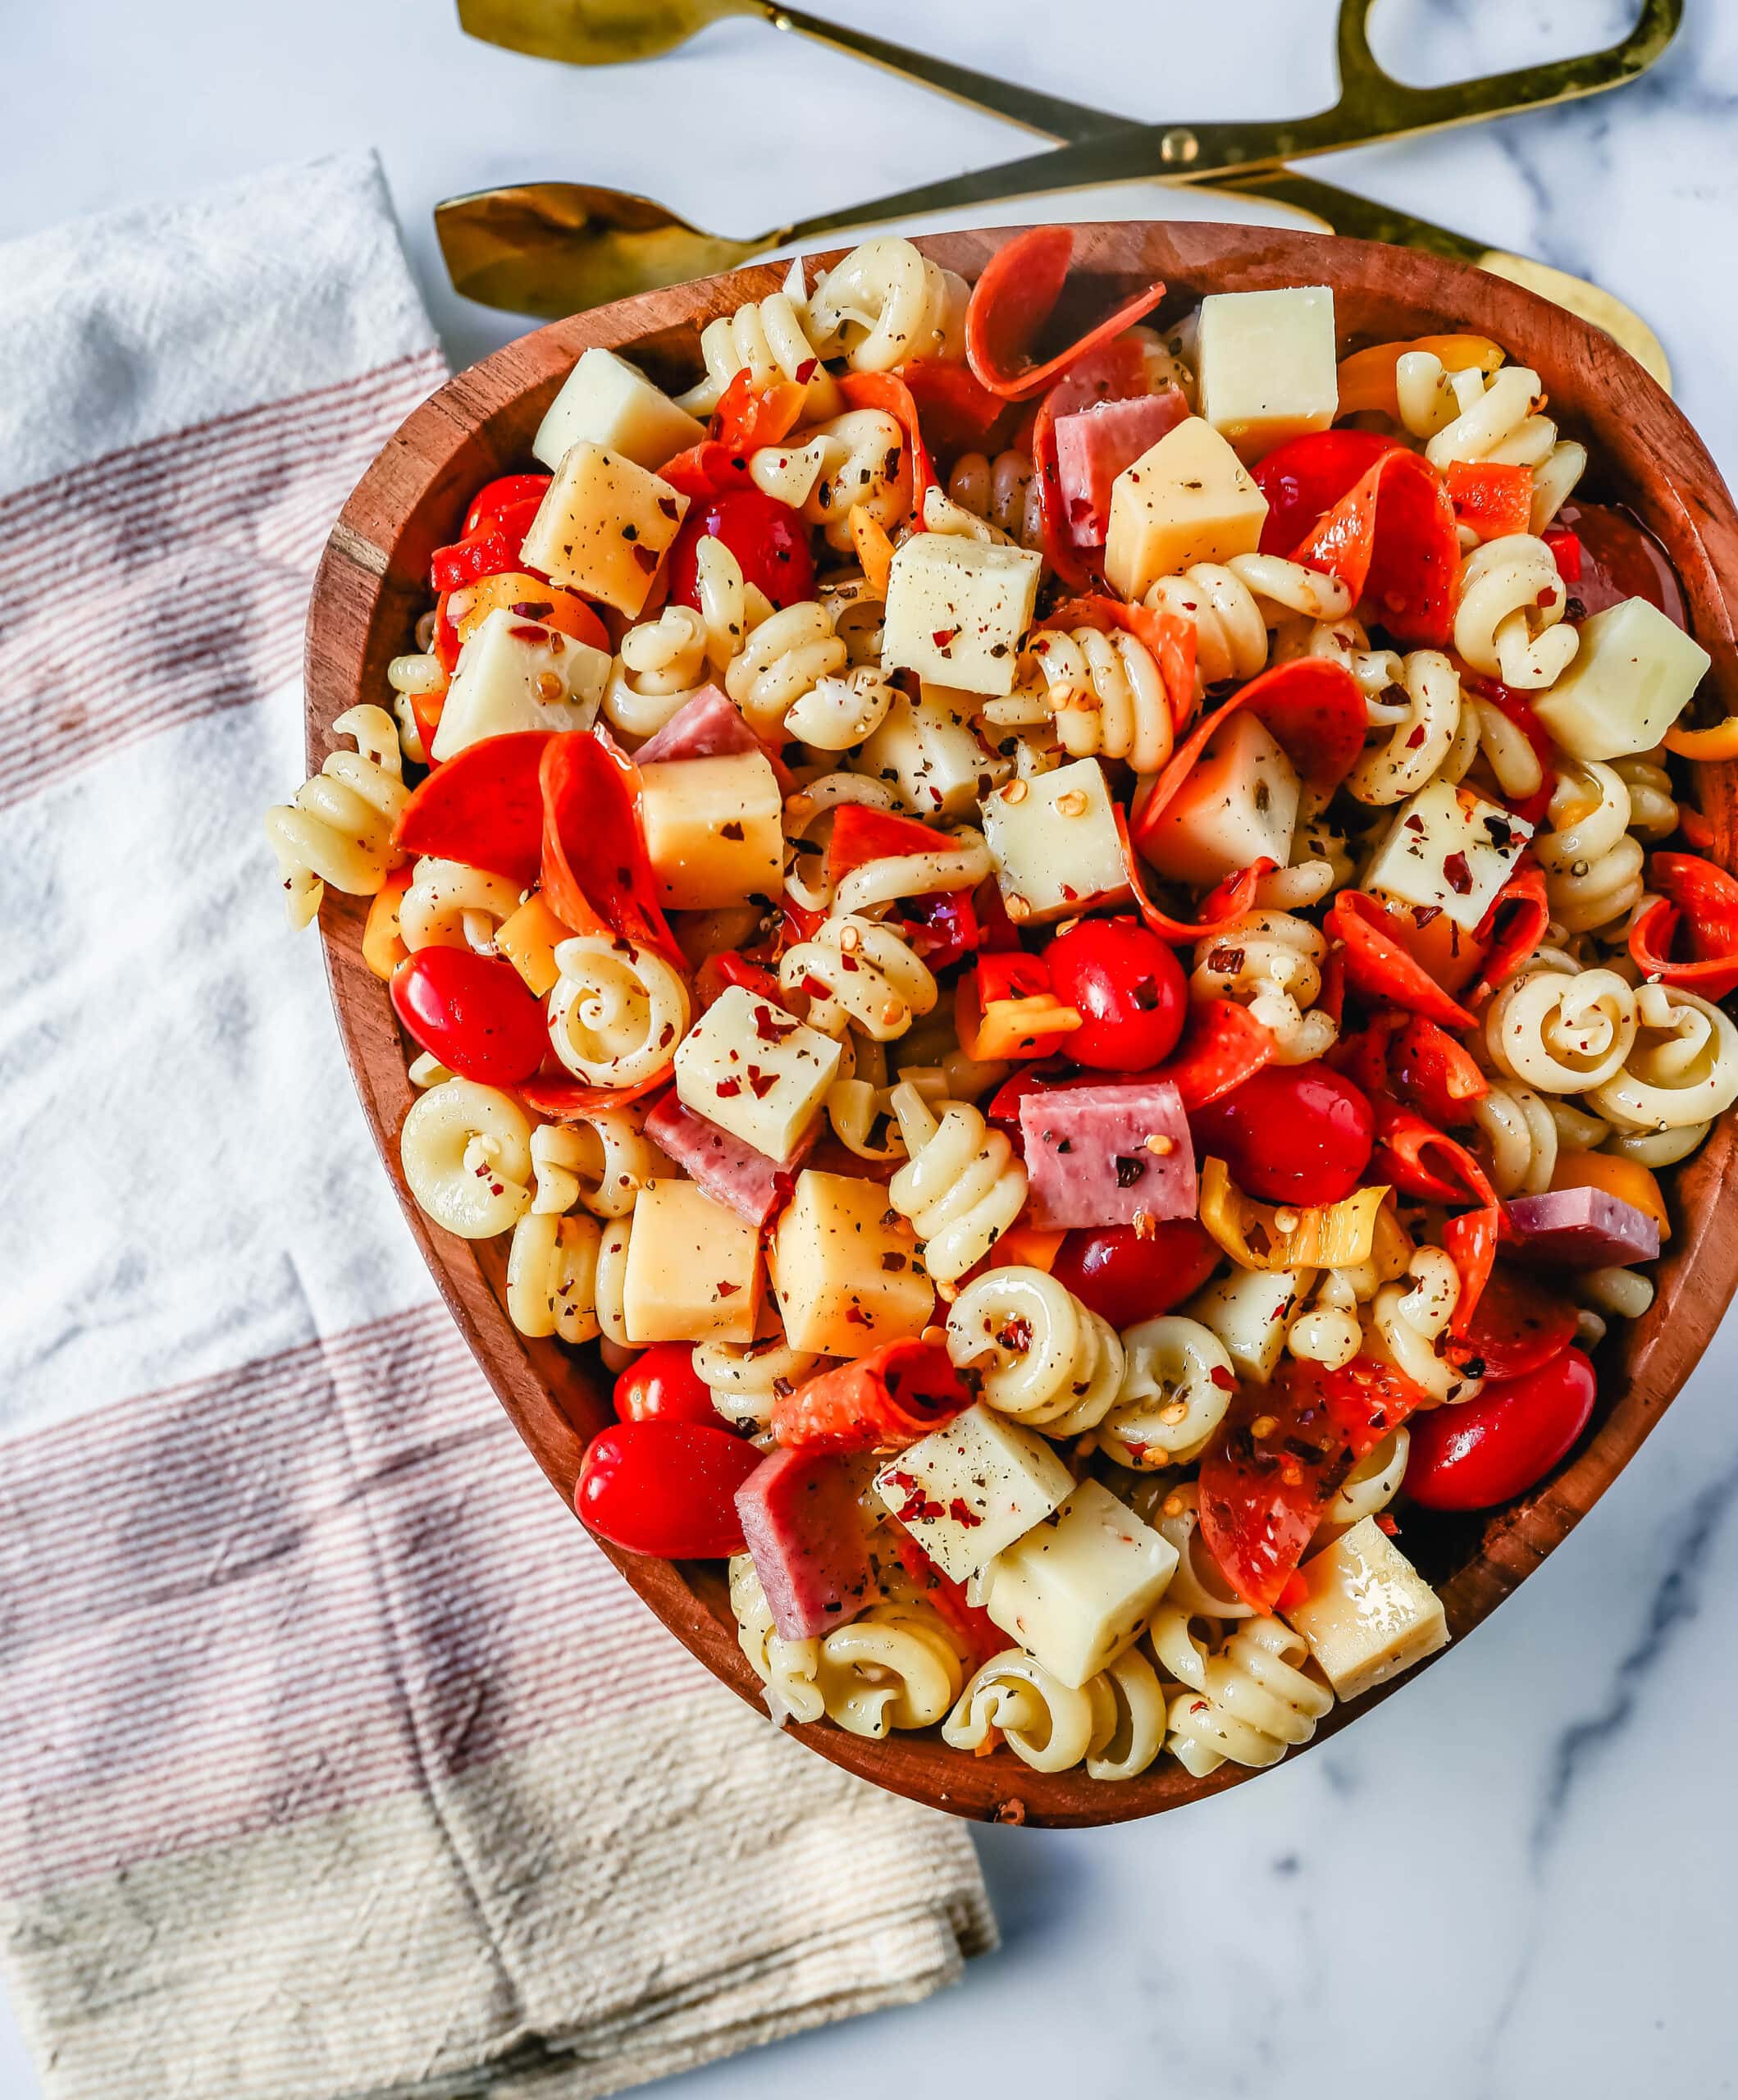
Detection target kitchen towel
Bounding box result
[0,149,995,2100]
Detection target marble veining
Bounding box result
[5,2,1738,2094]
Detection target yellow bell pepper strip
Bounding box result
[361,866,413,980]
[1335,333,1504,424]
[495,892,575,998]
[1198,1156,1391,1271]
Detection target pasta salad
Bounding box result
[269,226,1738,1788]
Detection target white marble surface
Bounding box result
[7,2,1738,2094]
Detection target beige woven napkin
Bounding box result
[0,150,994,2100]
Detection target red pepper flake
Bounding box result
[795,358,818,384]
[931,627,959,652]
[1443,851,1473,896]
[947,1498,983,1528]
[1209,1366,1236,1391]
[1414,905,1442,929]
[996,1316,1033,1352]
[509,623,547,642]
[844,1305,869,1326]
[746,1067,777,1099]
[716,1280,740,1296]
[632,544,659,574]
[510,600,554,619]
[658,495,680,520]
[1406,723,1428,749]
[799,974,832,1001]
[721,820,745,842]
[882,1252,907,1271]
[714,1077,743,1098]
[1205,945,1245,974]
[752,1003,795,1042]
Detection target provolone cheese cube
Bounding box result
[673,984,841,1164]
[857,687,1000,818]
[533,346,705,473]
[1137,710,1300,888]
[1104,416,1269,600]
[639,751,782,910]
[980,757,1130,924]
[1282,1516,1448,1701]
[1363,778,1533,932]
[973,1480,1178,1688]
[430,606,609,761]
[874,1404,1074,1584]
[882,535,1042,696]
[1532,596,1711,760]
[1197,286,1338,461]
[518,442,689,615]
[769,1169,931,1358]
[1187,1267,1308,1383]
[621,1178,762,1344]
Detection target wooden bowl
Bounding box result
[306,221,1738,1828]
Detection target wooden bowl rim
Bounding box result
[306,221,1738,1828]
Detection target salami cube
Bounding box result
[1019,1078,1197,1230]
[643,1087,815,1228]
[1053,386,1189,546]
[1506,1188,1662,1270]
[737,1446,876,1641]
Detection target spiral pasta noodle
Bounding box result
[801,409,914,551]
[1613,749,1678,842]
[264,704,408,929]
[1162,1617,1335,1778]
[1471,1075,1561,1197]
[806,235,968,372]
[1316,1430,1411,1546]
[1454,535,1579,690]
[398,856,523,953]
[1100,1316,1235,1468]
[886,1084,1028,1285]
[548,934,691,1087]
[604,605,712,741]
[505,1210,602,1343]
[942,1650,1096,1773]
[779,914,938,1042]
[814,1597,969,1738]
[1366,1246,1477,1404]
[399,1079,534,1240]
[1144,553,1354,692]
[677,259,839,418]
[729,1555,825,1726]
[832,827,992,920]
[1193,911,1338,1064]
[1020,624,1175,774]
[1285,1268,1363,1372]
[1535,763,1645,936]
[529,1109,659,1219]
[1485,964,1639,1093]
[946,1267,1125,1435]
[725,600,850,740]
[696,1331,825,1431]
[1585,981,1738,1134]
[1345,649,1464,805]
[1145,1481,1255,1623]
[947,450,1042,549]
[1272,612,1404,703]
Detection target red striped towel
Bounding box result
[0,152,993,2100]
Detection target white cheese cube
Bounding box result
[1197,286,1338,462]
[980,757,1131,924]
[1532,596,1711,760]
[882,535,1042,696]
[1363,779,1533,932]
[1104,416,1270,600]
[518,442,689,616]
[1137,710,1300,889]
[769,1169,932,1358]
[533,346,706,474]
[639,751,783,911]
[856,687,999,819]
[1282,1516,1448,1701]
[973,1480,1178,1687]
[621,1178,762,1344]
[874,1403,1074,1584]
[430,606,609,762]
[673,984,841,1163]
[1187,1267,1309,1382]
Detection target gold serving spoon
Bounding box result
[440,0,1675,386]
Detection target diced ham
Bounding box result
[1019,1077,1197,1230]
[1054,386,1189,547]
[1506,1189,1662,1270]
[643,1088,814,1226]
[736,1446,875,1641]
[632,682,793,791]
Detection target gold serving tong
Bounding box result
[440,0,1676,384]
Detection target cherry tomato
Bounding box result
[575,1420,761,1557]
[613,1344,722,1427]
[463,473,552,536]
[1190,1062,1375,1208]
[1451,1263,1578,1381]
[1043,917,1188,1071]
[1553,499,1687,628]
[1051,1220,1220,1330]
[666,488,815,612]
[390,947,549,1085]
[1404,1348,1597,1511]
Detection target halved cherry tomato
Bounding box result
[1451,1263,1578,1381]
[576,1420,761,1558]
[1043,916,1188,1071]
[1404,1347,1597,1510]
[666,487,814,612]
[1190,1061,1375,1208]
[613,1343,723,1427]
[1051,1219,1220,1331]
[389,947,550,1086]
[1553,499,1687,627]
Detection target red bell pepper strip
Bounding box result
[900,887,981,970]
[1449,1262,1578,1380]
[1040,593,1197,733]
[539,728,681,964]
[771,1340,970,1454]
[1542,524,1584,583]
[1444,1204,1502,1336]
[1199,1355,1431,1614]
[1290,445,1462,647]
[1466,861,1551,1007]
[696,952,785,1013]
[1388,1013,1489,1124]
[837,369,938,500]
[1156,997,1276,1111]
[519,1068,673,1118]
[887,1523,1006,1670]
[711,370,807,454]
[826,802,949,886]
[1255,429,1400,555]
[964,226,1166,401]
[1325,892,1478,1032]
[431,482,550,595]
[393,729,552,889]
[899,358,1006,455]
[1629,851,1738,1000]
[1371,1100,1501,1211]
[1445,460,1533,541]
[463,473,552,537]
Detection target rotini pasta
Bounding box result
[1162,1617,1335,1778]
[1535,762,1645,935]
[548,934,691,1087]
[806,235,968,372]
[1485,963,1639,1093]
[264,704,408,928]
[947,449,1042,549]
[505,1210,602,1343]
[696,1330,825,1431]
[1193,911,1338,1064]
[886,1084,1028,1285]
[1099,1316,1235,1468]
[778,913,938,1042]
[399,1079,534,1239]
[1366,1247,1478,1404]
[1454,534,1579,690]
[946,1267,1124,1435]
[399,856,523,953]
[529,1109,659,1218]
[1585,981,1738,1133]
[1346,649,1462,804]
[677,258,839,418]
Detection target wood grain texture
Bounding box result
[306,222,1738,1828]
